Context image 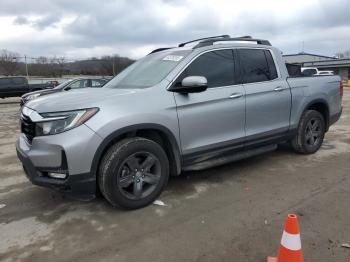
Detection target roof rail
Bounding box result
[193,36,271,48]
[148,47,174,55]
[178,35,230,47]
[147,35,271,55]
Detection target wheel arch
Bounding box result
[90,124,182,180]
[301,99,330,131]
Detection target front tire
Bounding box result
[291,110,325,154]
[98,137,169,209]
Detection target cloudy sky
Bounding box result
[0,0,349,60]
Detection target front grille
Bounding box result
[20,98,25,107]
[21,114,35,143]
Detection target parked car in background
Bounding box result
[46,80,60,87]
[20,77,109,106]
[301,67,334,76]
[17,35,343,209]
[0,76,56,98]
[317,71,334,76]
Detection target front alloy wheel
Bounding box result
[118,152,161,200]
[99,137,169,209]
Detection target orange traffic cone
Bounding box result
[268,214,303,262]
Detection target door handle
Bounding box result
[273,86,286,92]
[229,93,243,99]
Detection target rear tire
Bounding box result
[291,110,325,154]
[98,137,169,209]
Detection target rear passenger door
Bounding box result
[173,49,246,162]
[238,49,291,146]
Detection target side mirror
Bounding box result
[64,86,71,91]
[169,76,208,93]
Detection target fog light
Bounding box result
[48,172,67,179]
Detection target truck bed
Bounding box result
[286,75,342,130]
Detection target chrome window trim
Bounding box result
[166,46,281,90]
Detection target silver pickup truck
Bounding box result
[16,35,343,209]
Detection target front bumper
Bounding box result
[15,124,102,200]
[16,139,96,200]
[20,97,26,107]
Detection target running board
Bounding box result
[183,144,277,171]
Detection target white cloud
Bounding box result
[0,0,349,59]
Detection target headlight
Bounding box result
[26,93,41,101]
[35,108,99,136]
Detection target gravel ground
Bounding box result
[0,91,349,262]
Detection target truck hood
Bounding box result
[25,87,140,113]
[22,88,59,99]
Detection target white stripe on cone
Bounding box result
[280,231,301,251]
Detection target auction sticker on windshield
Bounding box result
[162,55,184,62]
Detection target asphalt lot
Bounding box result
[0,91,350,262]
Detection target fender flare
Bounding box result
[299,98,330,129]
[90,124,182,178]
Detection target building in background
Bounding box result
[283,52,334,63]
[284,52,350,86]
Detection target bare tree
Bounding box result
[32,56,65,77]
[36,56,49,64]
[56,57,66,77]
[98,55,133,76]
[32,56,50,76]
[0,48,133,76]
[99,55,116,75]
[0,49,20,75]
[335,50,350,59]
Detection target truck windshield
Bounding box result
[105,50,191,89]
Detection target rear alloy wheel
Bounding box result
[305,118,322,147]
[291,110,325,154]
[99,137,169,209]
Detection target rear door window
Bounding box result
[176,49,236,88]
[238,49,278,83]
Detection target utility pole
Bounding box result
[24,55,29,78]
[112,58,115,76]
